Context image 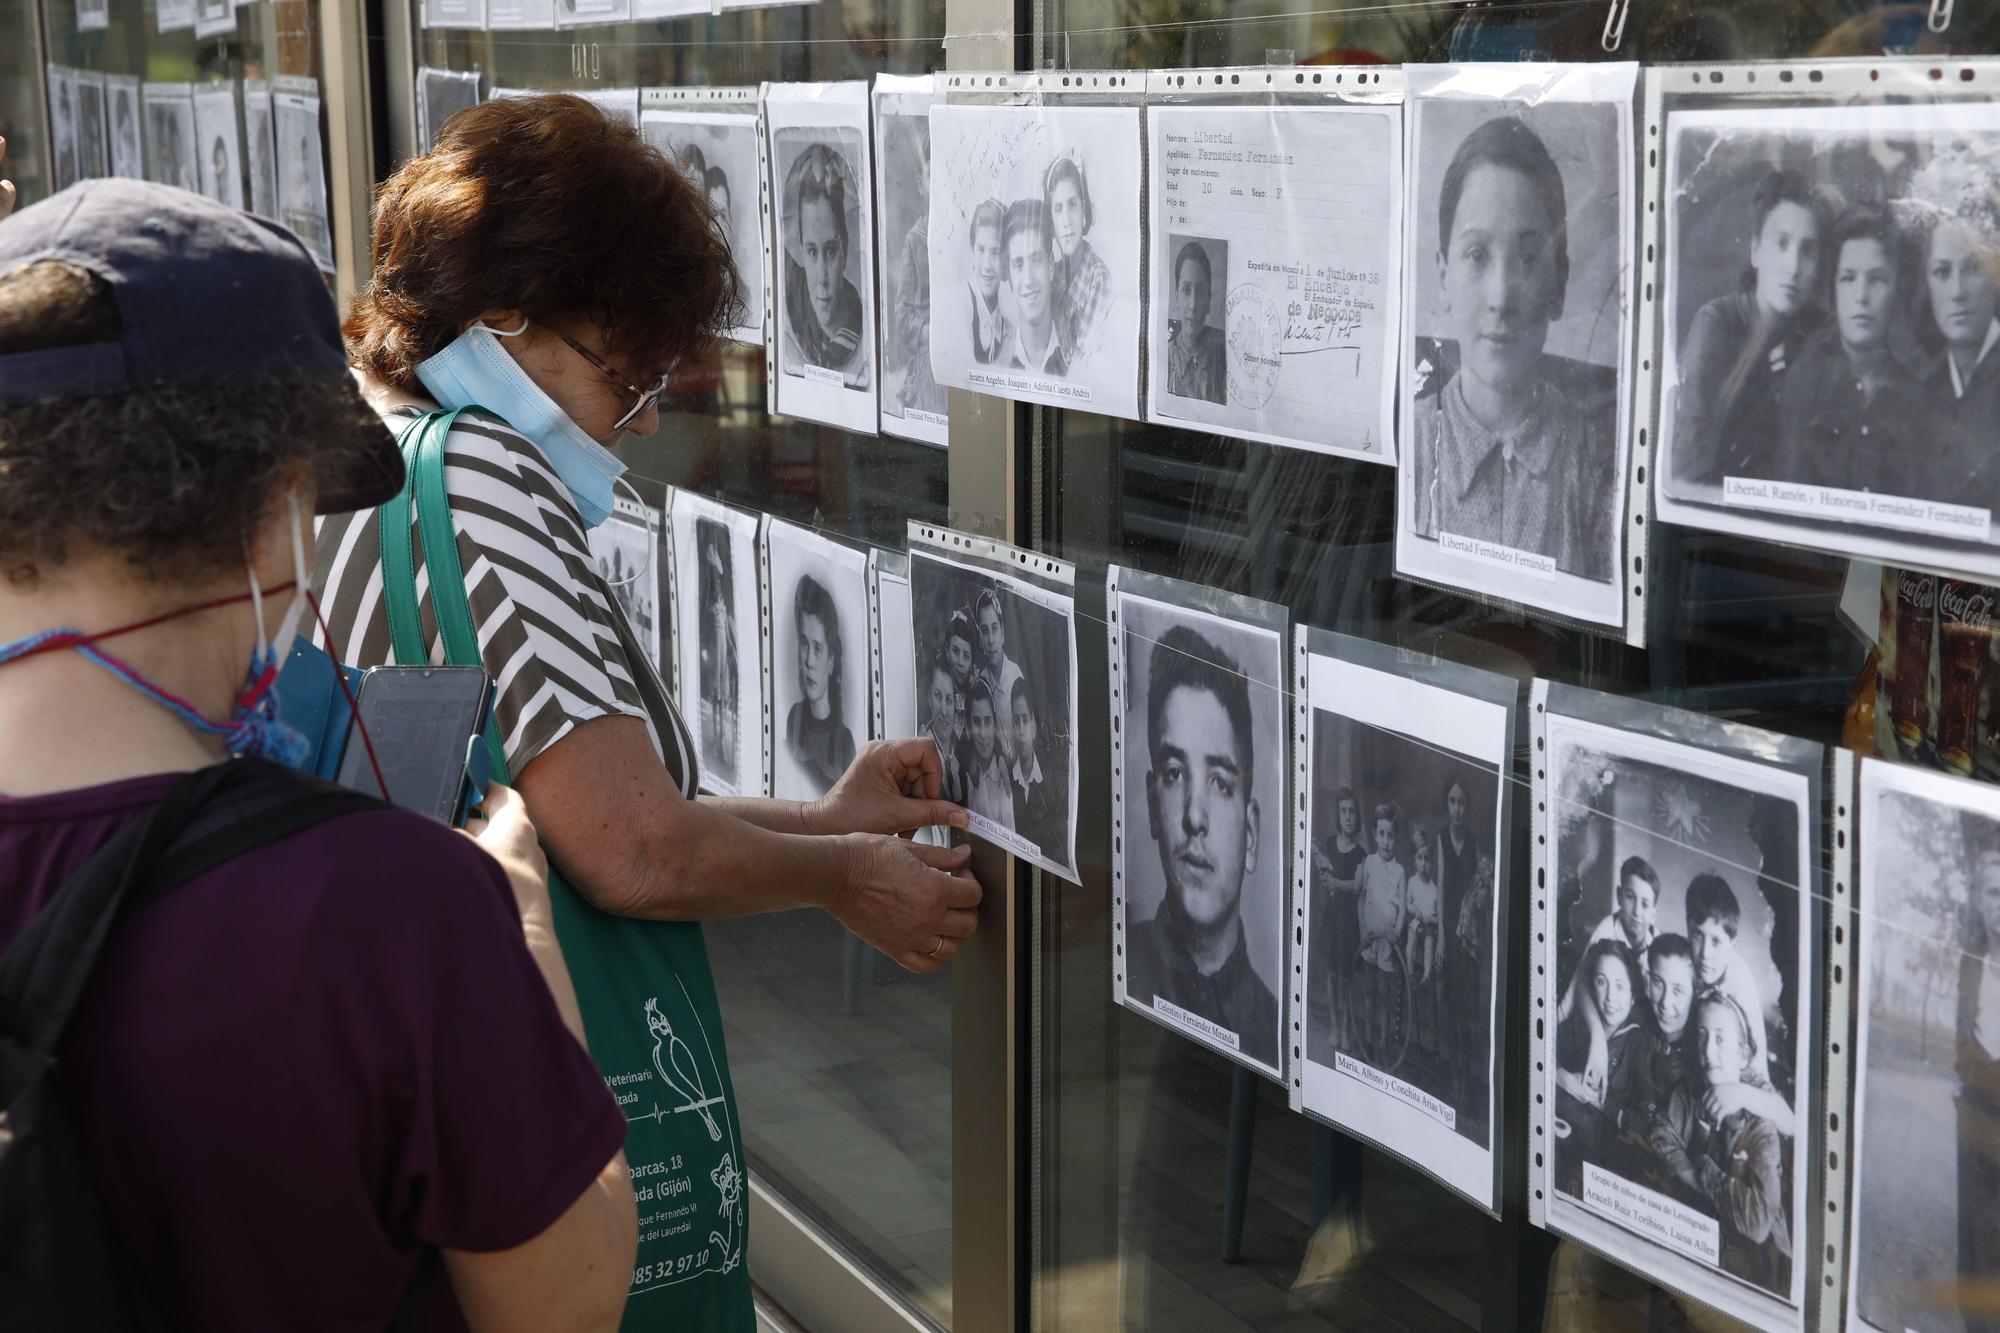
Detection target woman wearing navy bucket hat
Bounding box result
[319,94,980,1331]
[0,181,638,1329]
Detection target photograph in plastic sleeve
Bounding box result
[767,521,869,804]
[1396,64,1638,630]
[193,85,243,211]
[927,102,1144,420]
[74,73,107,182]
[875,558,917,744]
[908,546,1079,883]
[556,0,632,25]
[1147,102,1403,461]
[588,507,662,677]
[418,68,482,151]
[78,0,108,31]
[1655,103,2000,584]
[274,86,333,270]
[875,78,947,446]
[486,0,553,26]
[106,77,142,181]
[144,84,198,195]
[640,109,766,345]
[579,88,640,131]
[1851,758,2000,1333]
[194,0,236,38]
[156,0,194,32]
[767,84,877,434]
[1298,640,1510,1207]
[670,492,765,798]
[47,66,76,191]
[1540,707,1812,1333]
[1113,589,1286,1077]
[242,84,276,220]
[421,0,487,28]
[634,0,709,16]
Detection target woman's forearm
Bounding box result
[703,793,818,836]
[597,794,853,921]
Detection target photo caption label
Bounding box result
[1580,1162,1721,1266]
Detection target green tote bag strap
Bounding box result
[375,408,511,783]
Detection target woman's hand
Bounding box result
[812,737,969,838]
[830,833,980,972]
[0,138,16,222]
[464,783,551,923]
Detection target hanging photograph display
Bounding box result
[1533,684,1820,1333]
[1653,99,2000,584]
[908,530,1079,884]
[77,0,108,31]
[1145,92,1404,462]
[1110,570,1289,1079]
[242,81,277,220]
[46,66,77,191]
[143,82,199,196]
[588,497,663,679]
[764,519,870,804]
[156,0,195,33]
[273,78,333,272]
[872,549,916,744]
[417,68,482,151]
[106,76,143,182]
[1295,630,1515,1210]
[669,490,766,799]
[420,0,487,28]
[486,0,554,26]
[74,73,108,182]
[1396,62,1640,633]
[556,0,633,25]
[1850,757,2000,1333]
[874,74,947,447]
[640,95,767,347]
[927,96,1144,420]
[193,83,244,211]
[193,0,236,39]
[766,81,878,434]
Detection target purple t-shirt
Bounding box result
[0,771,628,1332]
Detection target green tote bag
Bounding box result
[377,408,753,1332]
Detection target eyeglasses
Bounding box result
[556,331,672,432]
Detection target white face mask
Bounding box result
[227,490,314,764]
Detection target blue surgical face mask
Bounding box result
[414,318,628,529]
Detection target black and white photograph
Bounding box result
[420,0,487,28]
[872,550,916,745]
[768,82,877,435]
[143,83,199,195]
[634,0,709,17]
[670,490,765,799]
[193,84,243,211]
[242,83,276,220]
[908,542,1079,884]
[874,76,947,447]
[77,0,108,32]
[47,66,77,191]
[579,88,640,131]
[766,519,869,804]
[1110,576,1287,1078]
[1654,102,2000,585]
[417,68,482,151]
[155,0,195,33]
[107,76,142,181]
[1298,634,1513,1209]
[639,105,766,346]
[1147,102,1404,460]
[1538,695,1816,1333]
[194,0,236,39]
[1397,63,1638,631]
[556,0,632,24]
[927,102,1144,420]
[1850,758,2000,1333]
[274,82,333,271]
[588,502,662,678]
[484,0,553,26]
[74,72,108,183]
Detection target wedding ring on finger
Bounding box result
[927,934,945,958]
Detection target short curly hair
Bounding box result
[344,93,741,393]
[0,262,386,587]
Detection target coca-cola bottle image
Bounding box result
[1891,571,1935,755]
[1938,579,1995,776]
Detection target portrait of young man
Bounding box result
[1124,623,1279,1069]
[1002,197,1068,377]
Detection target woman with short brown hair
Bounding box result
[318,95,978,1331]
